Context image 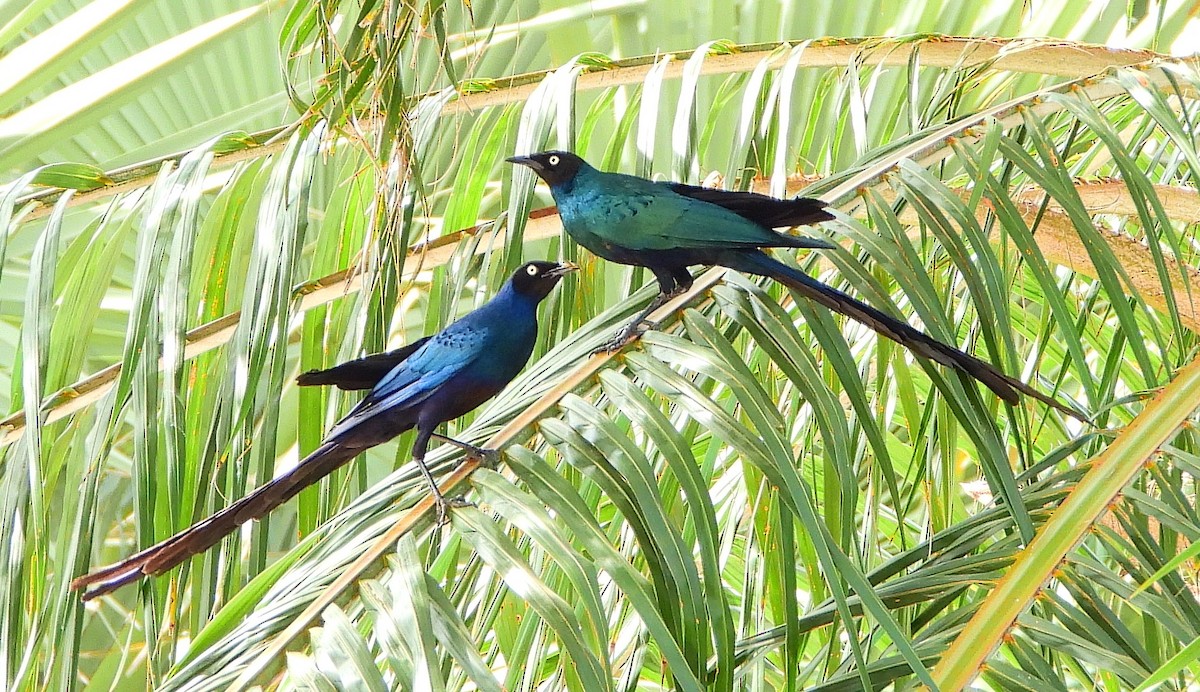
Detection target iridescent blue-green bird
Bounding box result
[508,151,1079,417]
[72,260,576,599]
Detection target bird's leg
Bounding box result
[430,432,502,468]
[411,428,473,525]
[414,434,503,524]
[411,453,473,525]
[595,268,696,354]
[594,291,673,354]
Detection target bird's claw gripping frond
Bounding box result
[594,320,651,355]
[593,286,685,355]
[430,433,502,467]
[472,447,502,468]
[455,442,502,468]
[433,495,475,526]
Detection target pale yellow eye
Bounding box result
[526,265,539,276]
[548,155,560,166]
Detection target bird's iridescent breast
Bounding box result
[553,180,656,262]
[459,299,538,378]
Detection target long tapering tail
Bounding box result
[71,441,363,600]
[720,250,1086,421]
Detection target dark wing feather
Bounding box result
[297,337,433,390]
[324,323,486,440]
[666,182,834,229]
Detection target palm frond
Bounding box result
[5,3,1200,686]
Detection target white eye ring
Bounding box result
[526,265,539,276]
[548,154,560,166]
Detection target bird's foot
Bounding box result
[431,434,502,468]
[458,443,502,468]
[475,447,503,468]
[592,286,689,355]
[593,320,654,355]
[432,493,475,526]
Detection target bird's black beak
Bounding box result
[506,154,542,171]
[545,261,579,279]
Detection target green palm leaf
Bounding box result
[4,1,1200,688]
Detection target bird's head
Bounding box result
[506,150,586,188]
[509,260,578,301]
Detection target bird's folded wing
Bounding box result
[606,191,804,251]
[665,182,834,228]
[296,337,434,390]
[325,325,485,439]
